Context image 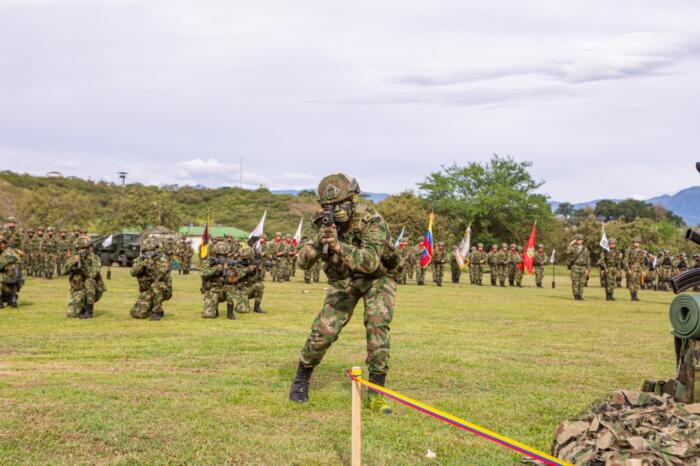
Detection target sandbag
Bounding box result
[669,294,700,339]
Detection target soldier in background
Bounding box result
[432,242,446,286]
[675,253,689,274]
[42,227,58,279]
[405,238,416,280]
[645,252,657,291]
[598,238,620,300]
[487,244,498,286]
[229,246,267,316]
[614,247,624,288]
[449,247,461,284]
[300,236,313,284]
[658,250,673,291]
[63,236,105,319]
[496,242,509,287]
[566,234,590,300]
[414,241,425,285]
[624,237,644,301]
[200,242,232,319]
[0,235,22,308]
[284,234,295,281]
[2,217,22,250]
[533,244,547,288]
[507,243,517,286]
[471,243,487,285]
[512,245,524,287]
[267,232,287,282]
[24,229,35,276]
[31,227,46,278]
[130,238,170,320]
[398,238,410,284]
[468,245,477,284]
[176,238,193,274]
[56,230,70,276]
[289,237,298,278]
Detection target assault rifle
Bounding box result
[669,162,700,293]
[320,204,335,260]
[139,251,161,260]
[6,266,24,287]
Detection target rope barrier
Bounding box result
[345,369,572,466]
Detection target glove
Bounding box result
[319,225,341,253]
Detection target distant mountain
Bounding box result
[550,186,700,226]
[271,189,389,204]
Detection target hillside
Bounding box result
[0,172,320,236]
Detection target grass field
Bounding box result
[0,266,677,465]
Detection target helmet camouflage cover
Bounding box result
[239,245,254,260]
[316,173,360,205]
[142,238,158,251]
[76,236,91,249]
[213,241,230,256]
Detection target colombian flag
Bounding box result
[420,212,435,268]
[200,221,210,259]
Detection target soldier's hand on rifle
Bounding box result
[319,225,341,253]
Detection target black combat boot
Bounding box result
[79,303,94,319]
[227,303,235,320]
[289,362,314,403]
[367,373,392,414]
[150,310,163,321]
[9,292,18,308]
[254,301,266,314]
[631,292,640,302]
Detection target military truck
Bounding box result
[92,230,141,267]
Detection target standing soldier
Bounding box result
[415,241,425,285]
[614,247,625,288]
[449,248,461,284]
[55,230,70,276]
[496,243,509,287]
[405,238,416,280]
[130,238,171,320]
[200,242,232,319]
[507,243,517,286]
[658,250,673,291]
[289,173,396,414]
[31,227,46,278]
[398,238,410,284]
[432,242,447,286]
[487,244,499,286]
[597,238,620,300]
[290,238,299,278]
[176,238,193,275]
[675,253,689,274]
[24,229,35,276]
[468,246,477,284]
[645,252,657,291]
[533,244,547,288]
[42,227,58,279]
[63,236,106,319]
[512,245,524,287]
[285,234,295,281]
[624,237,645,301]
[3,217,22,250]
[0,235,22,308]
[566,234,590,300]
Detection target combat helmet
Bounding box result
[239,245,254,260]
[142,238,158,251]
[573,234,584,240]
[316,173,360,205]
[477,243,484,248]
[538,244,544,249]
[491,244,498,249]
[76,236,91,249]
[632,237,642,243]
[6,216,16,224]
[609,238,617,244]
[213,241,230,256]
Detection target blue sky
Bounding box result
[1,0,699,201]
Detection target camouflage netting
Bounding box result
[552,390,700,465]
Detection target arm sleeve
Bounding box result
[337,219,386,274]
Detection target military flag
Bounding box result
[292,218,303,246]
[248,210,267,248]
[394,226,405,247]
[599,222,610,252]
[420,213,435,268]
[454,224,471,269]
[199,221,210,259]
[523,221,537,274]
[550,249,556,264]
[102,234,113,248]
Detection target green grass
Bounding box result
[0,267,676,465]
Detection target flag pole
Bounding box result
[551,250,556,289]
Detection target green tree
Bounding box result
[594,199,618,221]
[555,202,575,219]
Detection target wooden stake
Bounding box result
[351,366,361,466]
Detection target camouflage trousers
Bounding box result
[407,261,415,280]
[291,258,297,277]
[676,338,700,403]
[433,265,444,285]
[202,286,225,318]
[602,268,618,295]
[628,266,643,295]
[507,264,515,285]
[236,281,264,313]
[658,267,672,290]
[488,264,497,285]
[497,264,507,286]
[56,255,67,276]
[645,269,657,289]
[416,266,425,285]
[1,283,20,304]
[180,257,192,274]
[299,276,396,375]
[512,266,523,286]
[450,263,461,283]
[472,265,483,285]
[304,268,313,283]
[570,265,586,297]
[130,282,168,318]
[67,278,105,317]
[43,253,57,279]
[535,266,545,286]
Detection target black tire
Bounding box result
[100,253,112,267]
[119,254,128,267]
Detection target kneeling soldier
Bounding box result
[63,236,106,319]
[130,238,171,320]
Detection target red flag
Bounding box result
[199,222,211,259]
[522,222,537,275]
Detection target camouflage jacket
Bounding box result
[268,240,289,259]
[298,203,392,284]
[534,251,547,267]
[0,247,20,283]
[176,243,193,259]
[659,255,673,268]
[471,250,487,266]
[487,250,498,266]
[511,251,523,266]
[63,251,102,290]
[29,236,43,253]
[131,254,171,291]
[42,236,58,254]
[432,250,446,267]
[566,245,590,268]
[624,247,645,270]
[2,227,22,249]
[56,237,70,254]
[674,257,688,271]
[496,249,509,265]
[597,249,620,269]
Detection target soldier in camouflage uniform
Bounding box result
[624,237,644,301]
[415,241,425,285]
[471,243,487,285]
[176,238,193,274]
[397,238,410,284]
[496,243,509,287]
[200,242,233,319]
[129,238,170,320]
[23,228,35,276]
[405,239,416,280]
[55,230,70,276]
[31,228,45,277]
[449,248,461,284]
[507,243,517,286]
[675,253,689,274]
[42,227,58,279]
[432,242,446,286]
[0,235,22,308]
[290,174,397,415]
[658,250,673,291]
[63,236,105,319]
[597,238,620,300]
[487,244,498,286]
[566,234,590,300]
[284,234,295,281]
[533,244,546,288]
[228,246,267,316]
[2,217,22,250]
[267,232,288,282]
[468,246,476,284]
[645,252,657,290]
[512,245,524,287]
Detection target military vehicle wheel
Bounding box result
[100,253,112,267]
[118,255,129,267]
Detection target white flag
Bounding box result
[394,226,405,247]
[454,225,471,269]
[549,249,556,264]
[249,210,267,240]
[292,218,303,246]
[102,234,113,248]
[599,223,610,252]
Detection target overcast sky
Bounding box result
[1,0,699,202]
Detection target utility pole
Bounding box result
[118,171,128,186]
